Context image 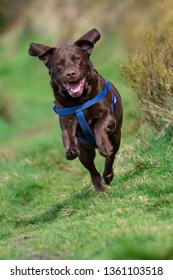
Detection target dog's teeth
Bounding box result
[63,79,85,97]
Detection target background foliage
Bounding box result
[122,27,173,138]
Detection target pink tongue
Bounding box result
[68,82,81,93]
[69,82,80,92]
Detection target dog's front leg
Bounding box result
[60,116,79,160]
[94,114,116,157]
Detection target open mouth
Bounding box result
[63,78,85,97]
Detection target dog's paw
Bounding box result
[103,172,114,185]
[98,143,113,157]
[92,175,106,192]
[66,148,79,160]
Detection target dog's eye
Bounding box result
[75,56,81,61]
[56,59,64,66]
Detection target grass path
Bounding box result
[0,33,173,260]
[0,124,173,259]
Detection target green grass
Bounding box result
[0,33,172,260]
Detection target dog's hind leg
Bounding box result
[78,144,105,192]
[102,131,121,185]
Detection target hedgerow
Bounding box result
[122,28,173,138]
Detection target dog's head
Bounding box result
[28,28,100,98]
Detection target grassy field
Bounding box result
[0,33,173,260]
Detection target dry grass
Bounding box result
[122,28,173,138]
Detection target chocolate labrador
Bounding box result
[28,28,123,191]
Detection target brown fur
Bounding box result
[28,28,123,191]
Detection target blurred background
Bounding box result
[0,0,172,145]
[0,0,173,143]
[1,0,172,41]
[1,0,173,48]
[0,0,173,260]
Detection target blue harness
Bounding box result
[53,81,117,144]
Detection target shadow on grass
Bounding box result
[14,162,151,228]
[14,186,95,227]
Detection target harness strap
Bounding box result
[112,95,117,111]
[53,81,117,144]
[76,111,96,144]
[53,81,111,116]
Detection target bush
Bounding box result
[122,28,173,138]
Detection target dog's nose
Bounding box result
[66,69,77,80]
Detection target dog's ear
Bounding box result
[28,43,56,65]
[74,28,101,55]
